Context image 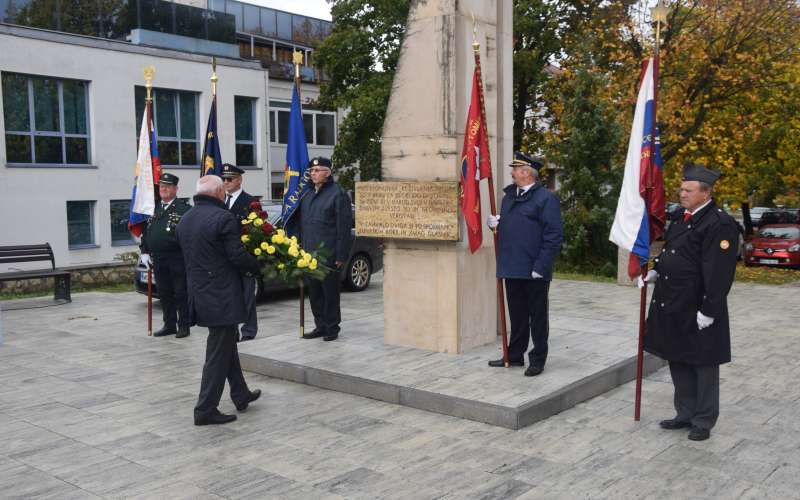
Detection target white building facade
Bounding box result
[0,0,337,270]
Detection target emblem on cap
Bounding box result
[720,240,729,250]
[313,159,319,166]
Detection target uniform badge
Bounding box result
[720,240,729,250]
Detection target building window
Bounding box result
[2,72,90,165]
[269,106,335,146]
[234,96,256,166]
[316,113,335,146]
[271,183,284,200]
[269,110,276,143]
[135,86,199,166]
[110,199,134,246]
[67,201,95,248]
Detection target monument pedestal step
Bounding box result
[239,334,665,430]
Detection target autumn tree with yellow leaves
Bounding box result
[534,0,800,208]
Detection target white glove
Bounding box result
[697,311,714,330]
[487,214,500,229]
[141,253,152,269]
[636,269,658,289]
[531,271,543,279]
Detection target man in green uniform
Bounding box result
[141,173,192,338]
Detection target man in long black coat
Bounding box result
[641,163,739,441]
[221,163,260,341]
[286,157,353,342]
[176,175,262,426]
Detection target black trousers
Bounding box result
[194,325,249,418]
[669,361,720,430]
[505,279,550,366]
[305,270,341,336]
[239,277,258,339]
[153,253,190,328]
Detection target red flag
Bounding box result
[460,68,491,253]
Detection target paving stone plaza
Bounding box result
[2,274,800,499]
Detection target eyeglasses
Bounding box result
[222,178,235,182]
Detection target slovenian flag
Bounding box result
[128,107,159,237]
[609,57,665,279]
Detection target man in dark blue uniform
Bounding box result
[641,163,738,441]
[140,173,191,338]
[287,157,353,342]
[221,163,260,342]
[487,152,563,376]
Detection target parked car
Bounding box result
[744,221,800,269]
[748,206,773,227]
[758,209,799,227]
[134,202,384,298]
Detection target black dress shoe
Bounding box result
[323,333,339,341]
[659,419,692,430]
[302,329,325,339]
[235,389,262,412]
[524,365,544,377]
[176,326,190,338]
[688,427,710,441]
[194,410,237,426]
[239,336,255,342]
[488,359,524,367]
[153,326,177,337]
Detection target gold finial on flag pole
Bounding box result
[471,12,479,53]
[143,66,155,102]
[650,0,669,56]
[211,57,218,96]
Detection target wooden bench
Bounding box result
[0,244,71,302]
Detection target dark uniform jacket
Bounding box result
[176,195,260,327]
[495,183,564,281]
[644,200,739,365]
[140,198,191,256]
[288,177,353,265]
[228,190,259,221]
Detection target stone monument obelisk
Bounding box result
[379,0,513,353]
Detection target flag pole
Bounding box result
[472,18,510,367]
[293,50,306,339]
[634,0,668,421]
[144,66,155,337]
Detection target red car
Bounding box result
[744,223,800,268]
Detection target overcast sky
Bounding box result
[245,0,332,21]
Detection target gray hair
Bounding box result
[698,181,712,193]
[196,175,223,195]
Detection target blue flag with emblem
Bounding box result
[200,96,223,177]
[280,85,310,226]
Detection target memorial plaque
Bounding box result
[355,181,459,241]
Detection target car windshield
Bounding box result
[758,226,800,239]
[261,204,282,224]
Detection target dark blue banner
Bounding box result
[280,85,310,225]
[200,96,223,177]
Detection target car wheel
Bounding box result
[344,254,371,292]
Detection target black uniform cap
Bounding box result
[508,151,543,170]
[221,163,245,178]
[159,172,179,185]
[308,157,332,169]
[682,162,721,186]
